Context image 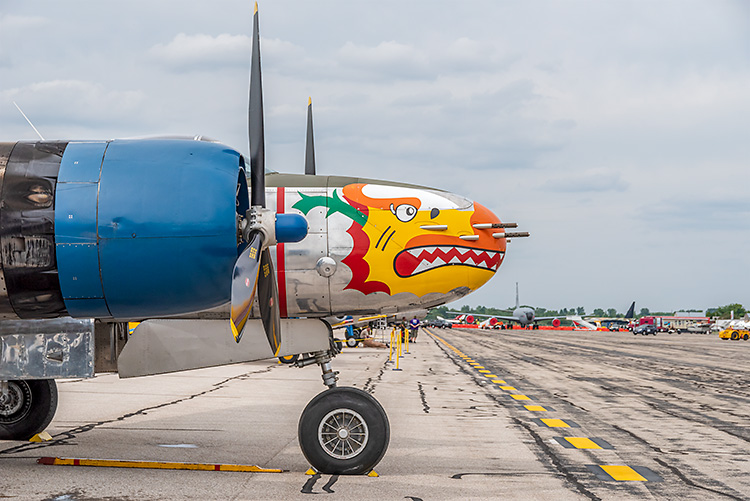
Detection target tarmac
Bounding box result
[0,327,748,500]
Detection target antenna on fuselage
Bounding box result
[13,102,45,141]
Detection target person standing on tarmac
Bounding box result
[409,316,420,342]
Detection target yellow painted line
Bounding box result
[499,386,516,391]
[465,359,476,362]
[565,437,602,449]
[484,374,499,378]
[600,465,647,481]
[524,405,547,411]
[470,364,483,368]
[540,418,569,428]
[510,394,531,401]
[478,370,491,373]
[491,380,507,384]
[38,457,284,473]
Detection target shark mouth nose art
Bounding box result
[394,245,504,277]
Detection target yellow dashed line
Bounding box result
[564,437,602,449]
[499,386,516,391]
[511,394,531,401]
[524,405,547,411]
[600,465,647,481]
[540,418,569,428]
[478,370,491,373]
[484,374,499,378]
[491,380,507,384]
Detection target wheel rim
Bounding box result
[318,408,369,460]
[0,381,32,424]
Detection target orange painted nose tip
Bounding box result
[469,202,505,251]
[472,202,501,225]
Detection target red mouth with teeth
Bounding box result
[393,245,504,277]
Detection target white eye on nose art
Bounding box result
[390,203,417,222]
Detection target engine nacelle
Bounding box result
[552,318,561,328]
[0,140,247,320]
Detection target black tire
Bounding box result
[298,387,389,475]
[278,354,299,364]
[0,379,57,441]
[333,338,344,353]
[743,333,749,341]
[346,337,358,348]
[731,331,739,340]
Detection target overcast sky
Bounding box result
[1,1,748,314]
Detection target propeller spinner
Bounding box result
[231,3,306,352]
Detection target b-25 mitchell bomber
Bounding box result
[0,5,526,475]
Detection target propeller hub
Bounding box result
[244,206,276,247]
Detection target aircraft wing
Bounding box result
[447,311,523,324]
[447,311,514,319]
[490,315,524,323]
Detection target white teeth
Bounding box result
[414,260,431,274]
[403,246,506,275]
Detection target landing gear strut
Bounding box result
[0,379,58,441]
[296,351,390,474]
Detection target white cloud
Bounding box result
[148,33,251,71]
[0,80,145,134]
[337,40,432,80]
[542,170,629,193]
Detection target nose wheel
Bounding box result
[298,387,389,475]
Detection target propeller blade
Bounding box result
[249,2,265,208]
[230,231,264,343]
[257,247,281,355]
[305,97,316,175]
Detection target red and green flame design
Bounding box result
[293,191,390,295]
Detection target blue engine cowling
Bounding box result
[56,139,247,319]
[0,139,247,320]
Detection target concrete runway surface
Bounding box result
[1,327,748,500]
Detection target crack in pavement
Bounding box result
[0,367,272,455]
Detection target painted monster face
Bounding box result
[293,183,506,297]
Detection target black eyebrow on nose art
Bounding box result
[430,208,440,219]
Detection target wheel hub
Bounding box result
[318,408,369,460]
[0,382,28,419]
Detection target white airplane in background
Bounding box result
[567,316,598,330]
[450,283,566,328]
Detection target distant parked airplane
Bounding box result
[450,283,566,328]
